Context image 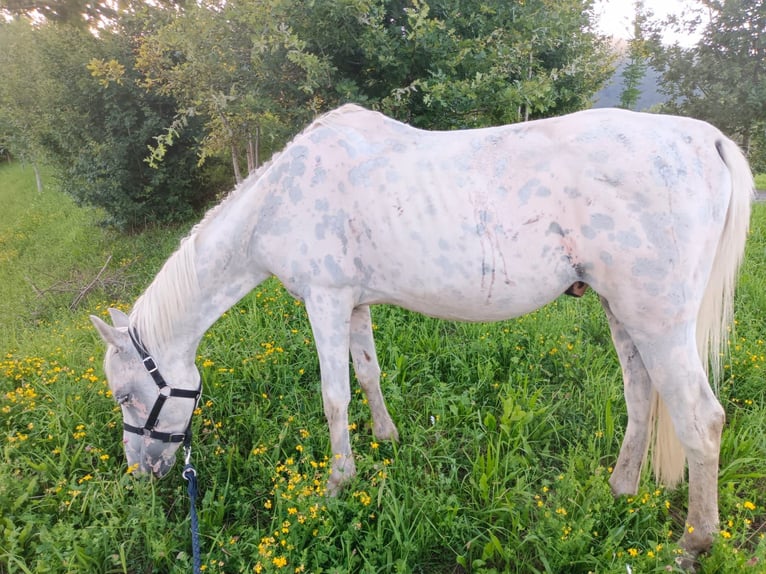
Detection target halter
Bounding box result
[126,328,201,445]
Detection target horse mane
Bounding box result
[129,104,370,353]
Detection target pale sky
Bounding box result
[593,0,705,46]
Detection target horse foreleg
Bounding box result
[304,288,357,495]
[350,306,399,442]
[601,297,654,496]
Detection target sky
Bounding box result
[593,0,705,46]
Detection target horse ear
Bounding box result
[90,314,130,349]
[108,308,130,328]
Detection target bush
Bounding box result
[0,22,215,230]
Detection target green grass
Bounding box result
[754,173,766,190]
[0,163,187,353]
[2,161,766,573]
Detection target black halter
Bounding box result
[126,328,201,445]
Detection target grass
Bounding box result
[754,173,766,190]
[1,160,766,573]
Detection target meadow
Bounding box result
[1,161,766,573]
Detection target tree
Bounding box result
[648,0,766,166]
[118,0,614,182]
[619,2,648,110]
[136,0,337,183]
[0,16,211,228]
[0,20,51,191]
[303,0,614,128]
[1,0,617,225]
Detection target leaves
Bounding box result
[648,0,766,167]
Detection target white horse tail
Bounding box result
[651,136,754,488]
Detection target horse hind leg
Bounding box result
[350,305,399,442]
[601,296,656,496]
[632,325,725,558]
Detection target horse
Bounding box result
[91,104,753,560]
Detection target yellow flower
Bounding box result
[744,501,756,511]
[272,556,287,568]
[627,548,639,557]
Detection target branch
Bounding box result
[70,254,112,310]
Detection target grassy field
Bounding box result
[1,160,766,573]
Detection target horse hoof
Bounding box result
[674,551,700,572]
[374,421,399,442]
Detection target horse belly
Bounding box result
[352,219,578,322]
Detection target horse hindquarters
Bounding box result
[603,134,753,558]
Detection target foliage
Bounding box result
[135,0,615,166]
[0,1,615,223]
[646,0,766,167]
[2,166,766,573]
[618,2,648,110]
[0,18,212,229]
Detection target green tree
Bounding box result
[2,0,616,224]
[0,20,51,190]
[648,0,766,165]
[301,0,613,128]
[619,2,648,110]
[136,0,613,165]
[136,0,337,183]
[0,16,210,228]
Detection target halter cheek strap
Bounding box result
[126,328,201,444]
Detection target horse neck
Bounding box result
[131,219,269,364]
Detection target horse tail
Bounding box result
[651,136,754,488]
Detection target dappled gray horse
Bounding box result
[91,104,753,559]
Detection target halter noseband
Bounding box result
[126,328,201,445]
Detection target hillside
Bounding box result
[593,39,665,111]
[593,60,665,110]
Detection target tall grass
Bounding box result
[2,162,766,573]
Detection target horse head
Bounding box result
[90,308,201,478]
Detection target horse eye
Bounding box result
[116,394,130,406]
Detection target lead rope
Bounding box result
[182,442,202,574]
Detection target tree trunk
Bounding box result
[742,128,751,158]
[230,143,242,184]
[33,162,43,193]
[218,111,242,184]
[246,134,255,175]
[255,124,260,170]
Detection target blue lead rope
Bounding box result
[183,446,202,574]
